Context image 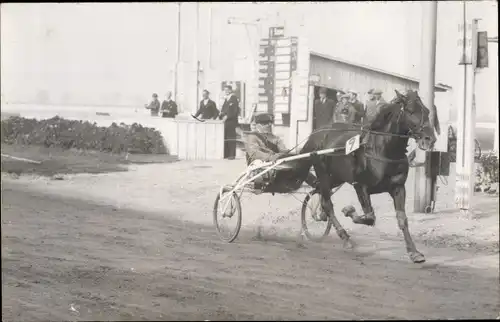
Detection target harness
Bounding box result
[288,94,430,165]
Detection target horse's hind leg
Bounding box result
[311,155,353,248]
[389,185,425,263]
[343,184,376,226]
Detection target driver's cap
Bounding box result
[254,113,274,124]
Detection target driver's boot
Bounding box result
[251,177,266,194]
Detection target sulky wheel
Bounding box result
[213,187,242,243]
[300,189,333,242]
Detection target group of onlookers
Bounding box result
[144,91,178,118]
[313,87,387,129]
[144,85,240,160]
[145,85,389,160]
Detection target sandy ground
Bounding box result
[3,158,498,256]
[2,158,499,320]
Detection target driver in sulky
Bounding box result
[245,113,288,165]
[244,113,318,193]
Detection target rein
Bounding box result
[287,95,430,165]
[290,103,414,164]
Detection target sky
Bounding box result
[1,1,497,118]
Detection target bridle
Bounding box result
[360,92,431,163]
[288,92,431,163]
[395,93,429,141]
[314,94,429,140]
[364,93,428,140]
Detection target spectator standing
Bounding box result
[313,87,336,129]
[145,93,160,116]
[333,93,351,123]
[348,90,365,124]
[363,89,378,124]
[219,85,240,160]
[194,90,219,120]
[364,89,386,124]
[160,91,178,118]
[373,89,386,106]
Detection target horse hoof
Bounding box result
[353,215,376,226]
[343,238,356,250]
[342,205,357,218]
[409,252,426,263]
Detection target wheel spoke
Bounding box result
[301,190,332,242]
[214,191,242,243]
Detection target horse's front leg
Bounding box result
[310,155,353,249]
[389,184,425,263]
[343,184,376,226]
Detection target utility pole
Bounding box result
[174,2,181,102]
[208,4,212,70]
[193,2,200,115]
[414,1,438,213]
[455,0,479,213]
[490,38,499,154]
[495,68,499,153]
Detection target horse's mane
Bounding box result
[368,101,403,131]
[370,90,440,135]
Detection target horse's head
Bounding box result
[392,89,437,151]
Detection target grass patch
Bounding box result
[1,144,178,177]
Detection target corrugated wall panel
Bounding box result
[309,55,416,100]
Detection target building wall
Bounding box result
[309,55,419,100]
[287,53,452,153]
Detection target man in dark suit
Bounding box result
[348,90,365,124]
[160,91,178,118]
[364,88,385,124]
[313,87,336,129]
[219,85,240,160]
[194,89,219,120]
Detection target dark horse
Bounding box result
[270,90,436,263]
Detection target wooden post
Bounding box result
[414,1,438,213]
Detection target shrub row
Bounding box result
[1,116,168,154]
[475,153,499,194]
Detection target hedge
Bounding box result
[475,153,499,193]
[1,116,168,155]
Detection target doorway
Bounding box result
[312,86,339,130]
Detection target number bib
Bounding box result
[345,135,361,155]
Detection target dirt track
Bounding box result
[2,182,499,321]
